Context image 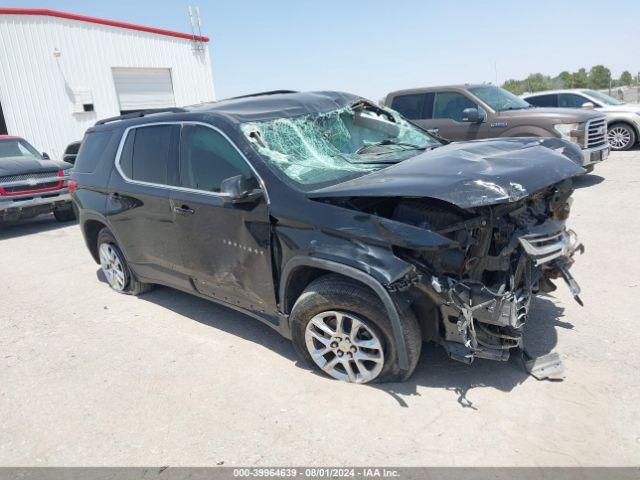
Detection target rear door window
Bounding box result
[527,94,558,107]
[119,124,178,185]
[391,94,427,119]
[179,125,252,192]
[558,93,589,108]
[433,92,477,121]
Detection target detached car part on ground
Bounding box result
[384,85,609,172]
[0,135,75,222]
[72,91,586,384]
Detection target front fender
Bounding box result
[280,256,412,370]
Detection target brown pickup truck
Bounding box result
[384,84,609,171]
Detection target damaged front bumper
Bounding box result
[415,221,584,365]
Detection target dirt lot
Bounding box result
[1,151,639,467]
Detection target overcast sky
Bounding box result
[4,0,639,101]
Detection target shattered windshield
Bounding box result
[241,102,441,190]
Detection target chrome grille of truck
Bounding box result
[518,222,577,266]
[585,117,607,149]
[0,171,59,184]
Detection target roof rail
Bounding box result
[95,107,188,125]
[226,90,299,101]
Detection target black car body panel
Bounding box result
[72,91,585,374]
[310,138,584,208]
[0,156,70,176]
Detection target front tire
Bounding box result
[290,274,421,384]
[608,123,636,151]
[97,228,153,295]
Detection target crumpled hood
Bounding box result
[0,157,71,176]
[309,138,584,208]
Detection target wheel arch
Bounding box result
[500,125,551,138]
[280,256,411,370]
[82,218,108,263]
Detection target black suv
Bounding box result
[72,91,585,384]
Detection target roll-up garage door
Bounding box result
[112,68,176,113]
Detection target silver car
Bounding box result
[523,89,640,151]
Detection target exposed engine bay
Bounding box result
[321,179,583,365]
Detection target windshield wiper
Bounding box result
[356,139,428,154]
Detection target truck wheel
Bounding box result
[53,206,76,222]
[608,123,636,151]
[97,228,153,295]
[289,274,421,384]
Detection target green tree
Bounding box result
[558,71,573,88]
[502,79,525,95]
[588,65,611,89]
[573,68,589,88]
[619,71,633,86]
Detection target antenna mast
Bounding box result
[188,5,205,52]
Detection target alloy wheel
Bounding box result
[99,243,126,291]
[608,126,632,150]
[304,310,384,383]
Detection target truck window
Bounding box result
[558,93,589,108]
[390,93,432,119]
[433,92,477,122]
[527,94,558,107]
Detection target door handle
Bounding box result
[173,205,195,215]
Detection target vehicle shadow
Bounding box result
[573,174,604,189]
[96,271,298,362]
[0,214,77,240]
[98,270,569,409]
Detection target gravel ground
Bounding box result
[1,151,639,467]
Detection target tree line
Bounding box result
[502,66,637,95]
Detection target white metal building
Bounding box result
[0,8,215,159]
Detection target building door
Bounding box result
[112,68,176,115]
[0,101,8,135]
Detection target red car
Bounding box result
[0,135,75,222]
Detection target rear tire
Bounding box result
[97,228,153,295]
[608,123,636,151]
[53,206,76,222]
[289,274,421,383]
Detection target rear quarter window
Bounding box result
[74,131,114,173]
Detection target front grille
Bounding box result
[0,169,63,196]
[4,181,60,193]
[518,222,575,266]
[585,117,607,149]
[0,171,59,184]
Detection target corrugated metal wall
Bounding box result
[0,14,215,159]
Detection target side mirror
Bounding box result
[220,175,263,203]
[42,152,50,160]
[462,108,483,124]
[581,102,595,109]
[63,155,76,165]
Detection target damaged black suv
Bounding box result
[72,91,585,384]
